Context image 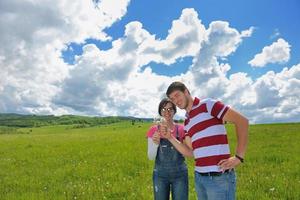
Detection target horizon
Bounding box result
[1,112,299,125]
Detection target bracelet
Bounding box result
[235,154,244,163]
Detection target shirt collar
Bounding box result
[185,97,200,118]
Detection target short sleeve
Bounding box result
[176,124,186,141]
[146,125,158,138]
[205,98,229,120]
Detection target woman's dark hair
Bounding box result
[158,98,177,116]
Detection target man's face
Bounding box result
[169,90,188,110]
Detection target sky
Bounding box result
[0,0,299,124]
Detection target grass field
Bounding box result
[0,122,299,199]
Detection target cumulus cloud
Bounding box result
[53,43,137,115]
[54,8,206,117]
[139,8,207,66]
[245,64,300,123]
[190,21,253,97]
[0,1,299,124]
[0,0,130,114]
[248,38,291,67]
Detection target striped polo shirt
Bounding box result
[184,97,230,173]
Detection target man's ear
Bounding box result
[184,89,189,95]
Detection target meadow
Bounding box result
[0,121,299,199]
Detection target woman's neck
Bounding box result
[166,119,175,129]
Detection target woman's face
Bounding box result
[161,102,175,120]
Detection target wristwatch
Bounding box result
[235,154,244,163]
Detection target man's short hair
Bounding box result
[166,81,189,97]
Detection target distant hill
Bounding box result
[0,113,150,128]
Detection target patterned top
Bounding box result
[184,97,230,173]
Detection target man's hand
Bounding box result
[152,131,160,145]
[217,156,242,171]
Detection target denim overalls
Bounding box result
[153,125,188,200]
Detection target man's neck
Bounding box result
[185,96,194,113]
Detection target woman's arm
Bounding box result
[147,137,159,160]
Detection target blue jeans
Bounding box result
[194,170,236,200]
[153,168,188,200]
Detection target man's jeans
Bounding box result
[194,170,236,200]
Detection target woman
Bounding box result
[146,98,188,200]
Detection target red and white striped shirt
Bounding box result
[184,97,230,173]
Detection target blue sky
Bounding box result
[63,0,300,78]
[1,0,299,123]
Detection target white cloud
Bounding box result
[0,1,299,124]
[190,20,253,98]
[53,8,207,117]
[0,0,130,114]
[248,38,291,67]
[230,63,300,123]
[159,8,206,63]
[139,8,207,65]
[53,43,137,115]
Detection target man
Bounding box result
[161,81,248,200]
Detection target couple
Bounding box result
[146,81,249,200]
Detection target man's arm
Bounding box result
[218,107,249,170]
[167,135,194,157]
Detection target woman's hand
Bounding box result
[159,125,172,139]
[152,131,160,145]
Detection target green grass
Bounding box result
[0,122,299,199]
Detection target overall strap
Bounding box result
[176,124,179,140]
[156,125,160,147]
